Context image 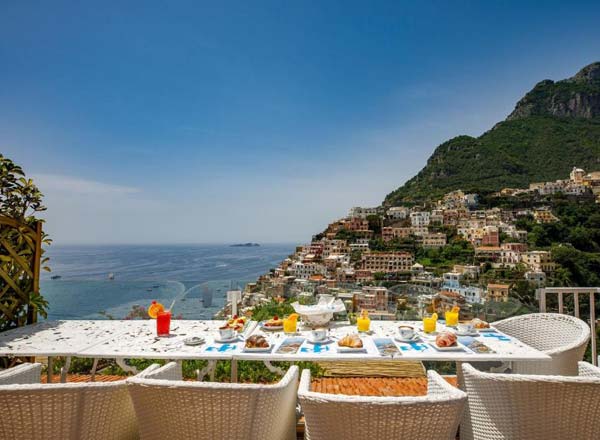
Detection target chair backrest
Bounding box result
[493,313,589,375]
[493,313,589,352]
[0,363,42,385]
[298,370,466,440]
[460,362,600,440]
[127,364,299,440]
[0,380,137,440]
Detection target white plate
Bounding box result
[428,342,465,352]
[260,321,284,331]
[336,345,367,353]
[395,335,420,343]
[261,325,283,331]
[213,335,241,343]
[242,345,272,352]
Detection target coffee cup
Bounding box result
[311,328,328,342]
[457,322,474,334]
[218,326,235,340]
[398,325,415,340]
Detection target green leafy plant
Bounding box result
[0,154,50,331]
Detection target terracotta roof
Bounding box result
[45,373,459,403]
[311,376,458,396]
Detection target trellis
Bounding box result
[0,215,43,331]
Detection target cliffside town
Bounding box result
[234,166,600,321]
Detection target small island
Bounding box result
[230,243,260,247]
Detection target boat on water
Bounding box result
[108,273,115,280]
[50,275,62,280]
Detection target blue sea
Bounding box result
[40,244,294,320]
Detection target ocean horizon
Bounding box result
[40,244,296,321]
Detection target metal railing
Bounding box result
[538,287,600,366]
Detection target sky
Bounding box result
[1,1,600,245]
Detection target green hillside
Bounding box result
[384,62,600,206]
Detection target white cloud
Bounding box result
[33,174,141,195]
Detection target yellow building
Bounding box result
[486,283,510,302]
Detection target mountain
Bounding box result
[384,62,600,206]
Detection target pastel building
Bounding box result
[521,251,555,273]
[486,283,510,302]
[525,270,546,287]
[422,232,447,248]
[349,207,379,219]
[360,252,414,273]
[386,206,410,220]
[289,262,326,280]
[410,211,431,227]
[441,272,484,304]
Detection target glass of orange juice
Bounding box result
[357,310,370,333]
[445,306,459,327]
[283,313,299,334]
[423,312,438,333]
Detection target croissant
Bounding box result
[338,334,363,348]
[471,318,490,329]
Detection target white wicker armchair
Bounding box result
[0,364,138,440]
[460,362,600,440]
[127,362,299,440]
[0,362,42,385]
[492,313,589,375]
[298,369,466,440]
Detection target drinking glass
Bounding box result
[445,310,459,327]
[357,315,371,332]
[157,311,171,336]
[283,316,297,334]
[422,314,437,333]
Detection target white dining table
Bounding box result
[0,319,551,382]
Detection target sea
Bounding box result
[40,244,295,320]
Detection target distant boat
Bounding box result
[108,273,115,280]
[50,275,62,280]
[230,243,260,247]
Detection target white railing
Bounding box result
[538,287,600,365]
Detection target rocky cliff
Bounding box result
[384,62,600,206]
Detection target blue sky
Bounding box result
[1,1,600,244]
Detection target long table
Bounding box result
[0,319,551,381]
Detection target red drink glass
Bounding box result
[156,311,171,336]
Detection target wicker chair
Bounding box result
[0,362,42,385]
[127,362,299,440]
[460,362,600,440]
[298,369,466,440]
[0,363,138,439]
[492,313,589,375]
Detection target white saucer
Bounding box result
[455,331,478,337]
[395,335,420,343]
[306,337,334,344]
[183,336,205,346]
[213,335,240,343]
[476,327,495,332]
